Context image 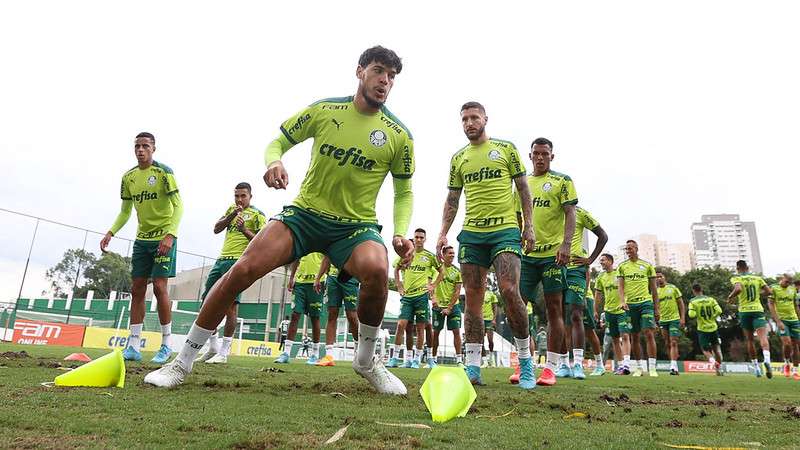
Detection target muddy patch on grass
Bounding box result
[10,433,106,449]
[232,431,322,449]
[2,351,31,359]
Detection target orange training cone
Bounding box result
[54,349,125,388]
[64,353,92,362]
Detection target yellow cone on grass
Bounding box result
[54,349,125,388]
[419,366,477,423]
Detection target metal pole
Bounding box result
[6,219,40,332]
[66,230,89,324]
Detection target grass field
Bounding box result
[2,344,799,449]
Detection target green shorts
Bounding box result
[457,228,521,269]
[131,238,177,279]
[779,319,800,340]
[628,300,656,332]
[528,312,536,336]
[660,319,681,337]
[292,283,323,317]
[520,255,565,301]
[432,304,462,331]
[698,330,720,351]
[563,266,587,306]
[583,297,596,329]
[201,258,241,303]
[400,293,430,323]
[484,319,495,331]
[326,276,359,311]
[738,311,766,331]
[273,205,384,272]
[605,311,632,338]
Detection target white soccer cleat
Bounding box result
[353,356,407,396]
[205,354,228,364]
[144,360,189,388]
[195,350,217,363]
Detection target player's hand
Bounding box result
[157,234,174,256]
[431,300,439,309]
[621,302,629,311]
[313,279,322,294]
[492,319,497,327]
[556,241,570,266]
[571,256,590,267]
[444,308,452,316]
[393,235,414,266]
[436,234,448,259]
[234,204,244,214]
[264,161,289,190]
[778,320,785,332]
[287,279,295,293]
[100,232,113,253]
[235,216,245,232]
[654,308,660,323]
[521,227,535,254]
[397,285,405,296]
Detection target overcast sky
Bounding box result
[1,1,798,302]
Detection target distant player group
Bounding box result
[100,45,800,395]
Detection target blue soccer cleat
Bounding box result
[306,355,319,365]
[402,359,414,369]
[426,359,438,369]
[466,365,485,386]
[556,363,573,378]
[754,365,762,377]
[274,352,290,364]
[122,345,142,362]
[386,357,400,368]
[411,359,420,369]
[518,357,536,390]
[150,345,172,364]
[572,363,586,380]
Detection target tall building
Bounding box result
[691,214,763,274]
[611,234,695,273]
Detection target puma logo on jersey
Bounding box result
[331,119,343,130]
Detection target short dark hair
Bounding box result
[601,253,614,263]
[692,283,703,292]
[414,228,426,235]
[136,131,155,144]
[531,137,553,150]
[626,240,638,246]
[736,260,748,271]
[460,101,486,115]
[235,182,252,192]
[443,246,454,252]
[358,46,402,73]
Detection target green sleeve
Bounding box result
[390,135,414,179]
[688,301,697,318]
[167,192,183,237]
[109,199,133,235]
[561,177,578,205]
[264,136,292,166]
[392,176,413,237]
[448,153,463,190]
[506,144,525,178]
[714,302,722,317]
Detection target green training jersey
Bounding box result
[596,269,622,314]
[688,295,722,332]
[295,252,325,284]
[658,283,683,322]
[567,207,599,268]
[394,249,440,297]
[118,161,180,241]
[218,205,267,259]
[483,290,499,320]
[434,265,462,308]
[730,273,767,313]
[515,170,578,257]
[617,259,656,304]
[771,284,798,321]
[276,96,414,223]
[448,138,526,233]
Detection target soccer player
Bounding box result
[563,206,608,379]
[430,245,463,364]
[275,253,326,364]
[656,271,685,376]
[278,316,290,351]
[617,240,660,377]
[687,284,724,376]
[146,46,415,395]
[392,228,439,369]
[727,260,773,378]
[482,281,500,367]
[101,132,183,364]
[514,137,576,386]
[195,182,266,364]
[436,101,536,389]
[767,274,799,379]
[594,254,632,374]
[584,286,605,376]
[315,256,360,367]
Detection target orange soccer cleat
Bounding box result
[536,367,557,386]
[509,364,521,384]
[316,354,335,367]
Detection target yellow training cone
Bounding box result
[54,349,125,388]
[419,366,477,423]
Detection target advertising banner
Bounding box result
[82,326,164,352]
[229,339,281,358]
[12,319,85,346]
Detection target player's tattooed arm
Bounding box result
[437,189,461,256]
[512,175,535,253]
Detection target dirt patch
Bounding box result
[10,433,106,449]
[665,419,683,428]
[784,406,800,419]
[260,367,284,373]
[600,392,630,405]
[2,351,30,359]
[37,361,62,369]
[694,398,725,406]
[232,432,321,449]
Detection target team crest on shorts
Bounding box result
[488,149,500,161]
[147,175,157,186]
[542,182,552,192]
[369,129,387,147]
